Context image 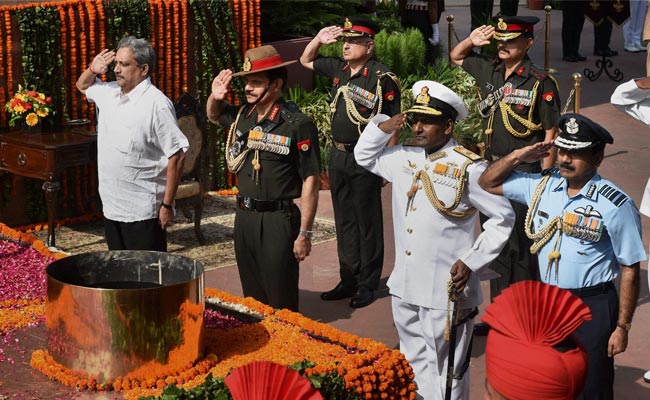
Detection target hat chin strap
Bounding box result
[250,85,271,106]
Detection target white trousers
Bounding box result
[624,0,649,47]
[392,296,474,400]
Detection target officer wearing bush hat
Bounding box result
[354,80,514,400]
[301,16,401,309]
[493,15,540,42]
[554,113,614,150]
[206,44,322,312]
[479,112,645,400]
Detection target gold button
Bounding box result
[407,228,413,234]
[405,250,411,256]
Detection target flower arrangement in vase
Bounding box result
[4,85,53,130]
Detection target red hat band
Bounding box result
[250,54,284,72]
[503,23,533,32]
[345,25,375,37]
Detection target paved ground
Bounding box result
[3,3,650,399]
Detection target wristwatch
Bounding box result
[160,202,173,210]
[298,230,313,240]
[617,322,631,332]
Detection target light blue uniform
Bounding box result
[503,168,647,289]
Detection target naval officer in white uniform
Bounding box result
[355,81,515,399]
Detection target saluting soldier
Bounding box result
[479,113,646,399]
[355,81,514,399]
[300,17,401,308]
[206,45,322,312]
[450,16,561,304]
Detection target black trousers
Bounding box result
[571,282,618,400]
[470,0,520,31]
[480,199,540,301]
[402,9,435,64]
[562,0,586,57]
[104,217,167,252]
[234,205,301,311]
[328,149,384,291]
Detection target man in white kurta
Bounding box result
[611,76,650,384]
[355,81,515,399]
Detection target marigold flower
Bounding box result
[25,112,39,126]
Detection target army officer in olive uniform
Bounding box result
[450,16,561,302]
[207,45,321,312]
[301,17,401,308]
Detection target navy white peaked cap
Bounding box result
[406,80,468,121]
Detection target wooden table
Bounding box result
[0,130,97,247]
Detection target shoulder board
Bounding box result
[280,102,302,122]
[542,167,559,176]
[453,146,481,161]
[598,184,629,207]
[530,66,549,81]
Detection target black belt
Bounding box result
[568,281,614,298]
[237,196,293,212]
[333,140,357,153]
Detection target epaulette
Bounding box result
[598,184,629,207]
[530,65,549,81]
[453,146,482,161]
[542,167,559,176]
[280,102,302,122]
[378,71,402,92]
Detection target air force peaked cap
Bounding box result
[555,113,614,150]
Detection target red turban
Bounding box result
[482,281,592,400]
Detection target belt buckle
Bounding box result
[243,197,253,210]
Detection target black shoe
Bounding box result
[473,322,490,336]
[321,282,355,301]
[576,53,587,61]
[562,55,581,62]
[594,48,618,57]
[350,287,374,308]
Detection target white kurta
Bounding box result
[355,115,514,400]
[610,79,650,125]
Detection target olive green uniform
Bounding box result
[219,100,321,311]
[462,53,561,299]
[313,56,401,292]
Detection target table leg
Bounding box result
[42,180,60,248]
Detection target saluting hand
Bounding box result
[211,69,232,102]
[378,113,407,134]
[513,140,555,164]
[469,25,495,48]
[316,26,343,45]
[89,49,116,75]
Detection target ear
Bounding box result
[525,37,534,51]
[444,119,455,136]
[140,64,150,77]
[367,40,374,54]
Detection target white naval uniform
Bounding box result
[355,115,515,400]
[610,79,650,125]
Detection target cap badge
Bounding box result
[344,18,353,30]
[566,117,579,134]
[497,18,507,31]
[243,57,252,72]
[415,86,431,105]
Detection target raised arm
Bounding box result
[76,49,115,95]
[300,26,342,71]
[478,140,555,195]
[450,25,494,66]
[206,69,232,125]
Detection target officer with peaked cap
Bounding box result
[483,280,592,400]
[450,15,561,312]
[206,45,322,312]
[479,113,646,399]
[354,81,515,399]
[301,17,401,309]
